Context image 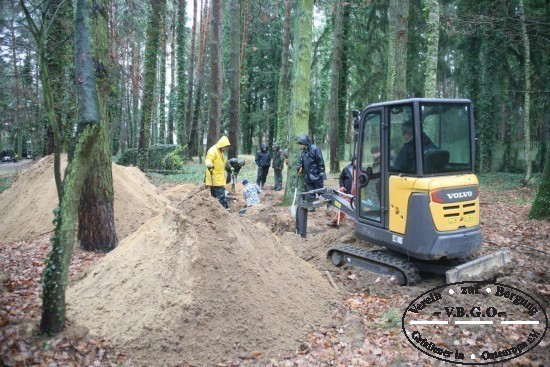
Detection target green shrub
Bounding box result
[163,147,185,170]
[117,148,138,166]
[148,144,181,170]
[117,145,185,170]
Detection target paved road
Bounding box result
[0,159,34,172]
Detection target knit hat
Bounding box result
[242,179,249,185]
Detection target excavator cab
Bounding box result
[296,98,510,285]
[355,98,480,259]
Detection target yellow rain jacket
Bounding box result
[205,136,230,186]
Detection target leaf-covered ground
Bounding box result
[1,171,548,366]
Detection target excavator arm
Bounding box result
[295,187,356,238]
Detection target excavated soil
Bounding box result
[0,155,168,243]
[68,188,336,365]
[1,158,337,365]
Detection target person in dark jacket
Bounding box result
[225,158,245,183]
[255,143,271,189]
[225,158,245,194]
[296,135,326,200]
[393,123,437,172]
[271,143,284,191]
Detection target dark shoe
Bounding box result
[326,220,338,228]
[274,187,281,191]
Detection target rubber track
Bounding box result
[328,244,422,286]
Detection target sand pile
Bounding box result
[0,155,167,243]
[68,189,336,366]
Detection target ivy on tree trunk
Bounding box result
[40,0,101,334]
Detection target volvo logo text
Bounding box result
[446,191,473,200]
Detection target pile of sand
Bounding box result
[0,155,167,243]
[68,189,336,366]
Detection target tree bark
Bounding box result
[529,141,550,219]
[189,0,210,157]
[423,0,440,97]
[338,4,350,162]
[519,0,532,184]
[329,2,344,174]
[185,0,197,156]
[228,0,241,158]
[159,4,168,144]
[387,0,409,100]
[40,0,101,334]
[19,0,64,203]
[284,0,313,203]
[175,0,187,146]
[78,0,117,252]
[207,0,223,148]
[138,0,165,170]
[276,0,292,146]
[167,4,177,144]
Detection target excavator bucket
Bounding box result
[445,250,511,283]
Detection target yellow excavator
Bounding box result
[296,98,510,285]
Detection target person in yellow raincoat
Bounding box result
[205,136,231,211]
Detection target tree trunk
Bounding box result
[40,0,101,334]
[189,0,209,157]
[329,2,344,174]
[10,22,22,162]
[185,0,197,157]
[159,4,168,144]
[19,0,64,202]
[78,0,117,252]
[338,4,350,162]
[529,141,550,219]
[284,0,313,203]
[228,0,241,158]
[423,0,440,97]
[207,0,223,148]
[167,5,177,144]
[175,0,187,146]
[276,0,292,146]
[138,0,165,170]
[519,0,532,184]
[240,0,249,88]
[387,0,409,99]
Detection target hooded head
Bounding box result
[237,159,245,167]
[260,143,267,151]
[272,142,280,151]
[216,136,231,151]
[296,135,311,150]
[242,179,249,185]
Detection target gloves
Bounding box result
[320,172,327,181]
[231,167,235,173]
[206,163,214,170]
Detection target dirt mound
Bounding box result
[0,155,167,243]
[67,190,336,366]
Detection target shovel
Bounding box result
[290,173,299,217]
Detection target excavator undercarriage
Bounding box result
[295,188,511,286]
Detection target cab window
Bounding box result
[420,103,472,174]
[389,105,415,173]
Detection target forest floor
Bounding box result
[0,157,548,366]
